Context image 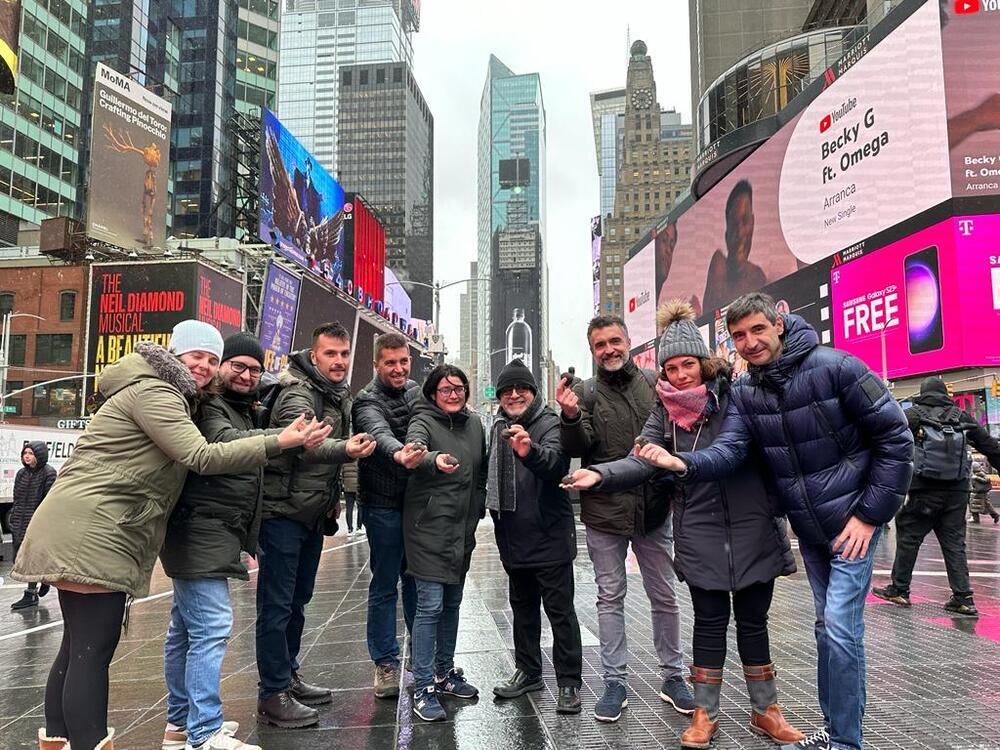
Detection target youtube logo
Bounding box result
[819,114,832,133]
[955,0,979,13]
[628,297,636,313]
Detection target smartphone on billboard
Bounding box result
[904,245,944,354]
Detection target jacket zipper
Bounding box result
[719,483,737,590]
[778,396,826,540]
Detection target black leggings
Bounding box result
[45,589,126,749]
[688,580,774,669]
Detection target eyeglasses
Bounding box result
[437,385,466,398]
[229,361,264,377]
[499,385,531,396]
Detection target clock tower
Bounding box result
[598,40,692,322]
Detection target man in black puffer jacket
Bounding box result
[10,441,56,610]
[352,333,421,699]
[660,293,913,750]
[488,360,582,715]
[873,376,1000,616]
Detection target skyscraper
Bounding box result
[590,88,626,219]
[236,0,280,115]
[477,55,547,396]
[458,260,479,392]
[0,1,88,243]
[600,41,692,317]
[336,60,433,318]
[277,0,419,176]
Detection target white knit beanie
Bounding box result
[169,319,224,360]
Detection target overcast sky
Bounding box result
[412,0,692,379]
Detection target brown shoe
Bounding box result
[257,691,319,728]
[374,662,401,699]
[681,708,719,749]
[749,704,806,744]
[37,728,69,750]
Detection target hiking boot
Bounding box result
[256,691,319,728]
[556,686,582,714]
[374,662,401,699]
[681,709,719,749]
[660,675,696,714]
[493,669,544,699]
[871,585,911,607]
[186,728,261,750]
[593,682,627,722]
[290,671,332,705]
[11,591,39,610]
[37,728,69,750]
[780,728,833,749]
[435,667,478,698]
[412,686,446,721]
[164,721,239,750]
[944,596,979,616]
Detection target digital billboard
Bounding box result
[196,266,244,337]
[258,263,301,375]
[342,193,386,308]
[591,215,602,315]
[87,63,172,252]
[652,0,986,336]
[384,266,412,325]
[292,278,359,351]
[623,234,657,348]
[260,108,346,284]
[830,213,1000,379]
[350,318,380,395]
[0,1,20,95]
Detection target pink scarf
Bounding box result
[655,378,710,432]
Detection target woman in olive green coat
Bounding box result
[13,321,327,750]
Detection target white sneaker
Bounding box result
[185,727,259,750]
[164,722,239,750]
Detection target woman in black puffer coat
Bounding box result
[10,441,57,610]
[566,302,801,750]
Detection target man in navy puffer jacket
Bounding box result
[657,293,913,750]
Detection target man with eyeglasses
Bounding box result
[159,332,276,750]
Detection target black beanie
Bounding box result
[496,359,537,395]
[222,332,265,367]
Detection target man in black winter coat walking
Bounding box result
[489,360,583,714]
[873,376,1000,616]
[10,441,56,610]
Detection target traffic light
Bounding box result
[992,379,1000,399]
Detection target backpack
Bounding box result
[581,368,657,414]
[912,408,971,482]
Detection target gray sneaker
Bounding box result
[593,682,627,722]
[659,675,696,714]
[374,662,401,698]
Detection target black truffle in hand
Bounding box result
[443,455,460,467]
[356,432,372,444]
[411,441,427,451]
[501,428,515,440]
[634,436,649,448]
[561,474,575,485]
[302,409,315,421]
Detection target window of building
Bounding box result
[0,291,13,316]
[34,334,73,365]
[32,382,81,418]
[342,70,352,86]
[4,380,23,415]
[359,69,368,85]
[59,290,76,321]
[8,334,26,365]
[376,68,385,84]
[393,67,402,83]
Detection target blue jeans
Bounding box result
[798,527,882,750]
[255,517,324,698]
[365,507,416,665]
[164,578,233,746]
[411,577,464,690]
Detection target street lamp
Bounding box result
[385,276,490,362]
[0,312,46,424]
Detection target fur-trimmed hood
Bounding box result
[98,341,199,400]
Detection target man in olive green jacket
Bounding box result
[256,322,376,729]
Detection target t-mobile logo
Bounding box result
[958,218,975,236]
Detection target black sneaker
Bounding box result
[659,675,696,715]
[413,687,446,721]
[435,668,478,699]
[493,669,544,699]
[943,597,979,616]
[780,728,833,749]
[10,592,38,611]
[871,585,911,607]
[593,683,627,723]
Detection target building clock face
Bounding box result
[631,87,652,110]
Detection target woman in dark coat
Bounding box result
[9,441,57,610]
[401,364,487,723]
[565,301,802,750]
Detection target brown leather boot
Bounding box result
[37,728,69,750]
[680,666,722,749]
[743,664,805,744]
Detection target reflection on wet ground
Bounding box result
[1,516,998,749]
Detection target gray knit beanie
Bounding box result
[656,300,710,367]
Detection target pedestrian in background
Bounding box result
[9,441,57,611]
[969,462,999,524]
[403,364,487,722]
[12,320,326,750]
[341,459,362,536]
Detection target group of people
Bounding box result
[6,287,997,750]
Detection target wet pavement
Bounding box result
[1,516,998,750]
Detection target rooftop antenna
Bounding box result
[626,25,631,62]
